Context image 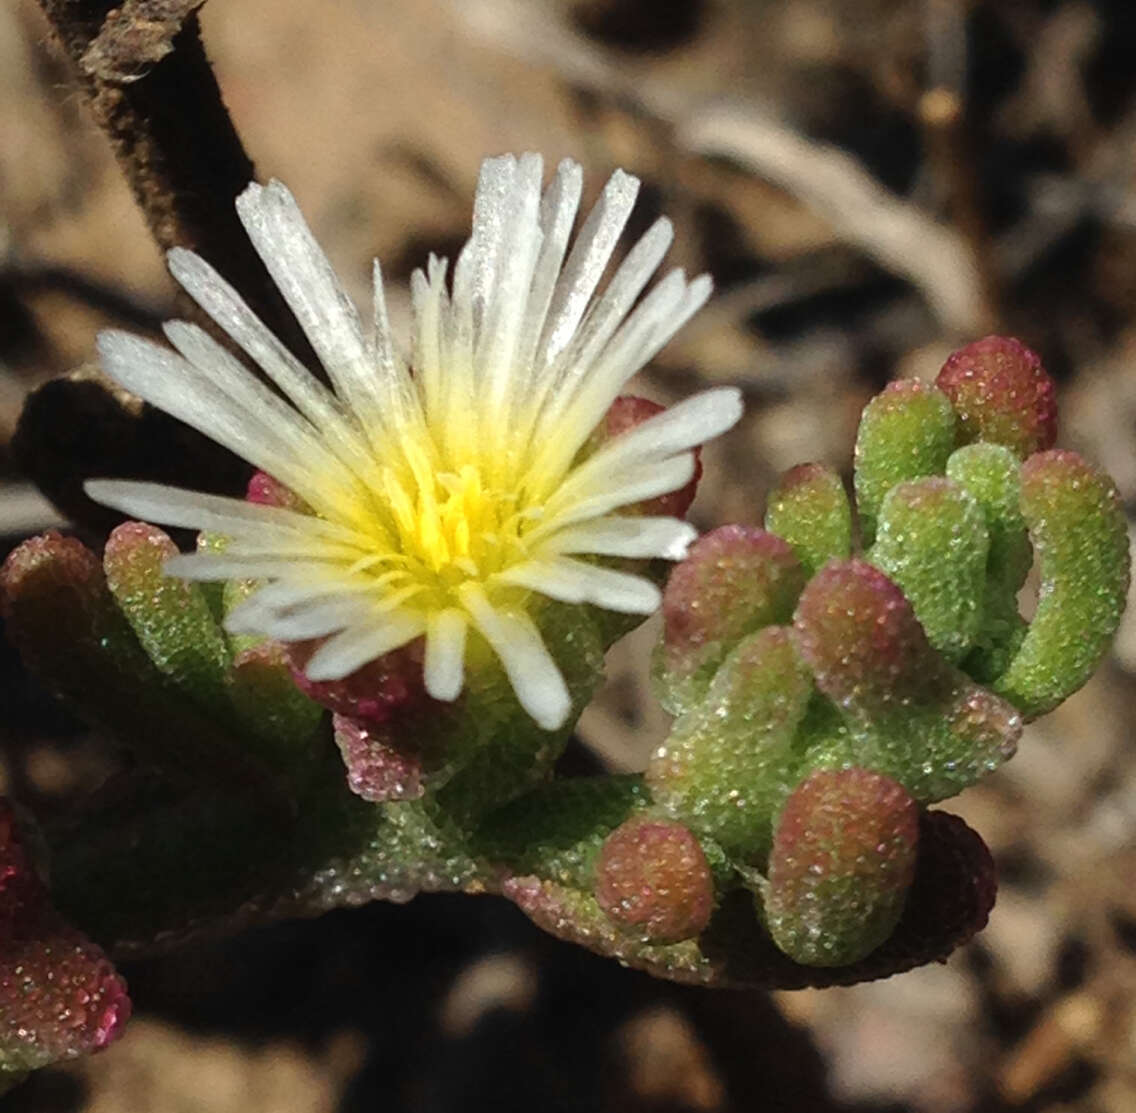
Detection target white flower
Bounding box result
[85,154,742,730]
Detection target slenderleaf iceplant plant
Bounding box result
[0,157,1128,1089]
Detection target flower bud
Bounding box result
[245,470,310,512]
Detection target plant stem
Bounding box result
[34,0,312,360]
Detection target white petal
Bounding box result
[583,272,715,417]
[224,576,387,633]
[411,256,448,421]
[469,154,518,333]
[84,479,365,545]
[97,331,277,467]
[512,159,583,377]
[161,320,315,443]
[97,328,366,524]
[424,609,468,701]
[636,272,713,368]
[536,168,640,370]
[303,612,427,681]
[532,273,714,483]
[458,583,570,730]
[166,247,370,473]
[523,270,688,486]
[528,453,696,542]
[371,259,424,436]
[477,153,544,430]
[232,575,391,612]
[164,552,364,582]
[540,216,673,400]
[182,537,370,562]
[160,321,363,515]
[235,180,387,433]
[251,597,367,639]
[448,238,477,381]
[371,257,403,377]
[555,387,743,503]
[497,558,661,614]
[260,584,423,640]
[541,516,697,560]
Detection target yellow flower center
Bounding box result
[340,437,543,613]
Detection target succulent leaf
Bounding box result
[764,463,852,578]
[935,335,1057,459]
[648,626,813,861]
[793,560,1020,802]
[104,521,232,708]
[867,476,989,662]
[853,380,957,545]
[946,443,1031,680]
[333,713,426,803]
[0,801,130,1079]
[656,526,806,715]
[994,450,1130,718]
[228,641,325,759]
[763,768,919,966]
[504,808,995,988]
[0,533,270,789]
[594,817,715,943]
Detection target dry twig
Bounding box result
[454,0,989,336]
[33,0,309,358]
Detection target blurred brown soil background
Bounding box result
[2,0,1136,1110]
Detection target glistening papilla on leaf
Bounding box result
[0,151,1129,1087]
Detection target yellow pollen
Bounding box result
[364,453,535,607]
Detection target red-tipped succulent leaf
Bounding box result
[659,525,805,713]
[935,335,1057,459]
[594,816,714,944]
[0,801,130,1078]
[764,768,920,966]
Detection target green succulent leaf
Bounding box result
[868,476,988,662]
[793,560,1021,802]
[764,463,852,578]
[649,626,813,861]
[655,526,806,715]
[853,380,957,545]
[994,450,1130,718]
